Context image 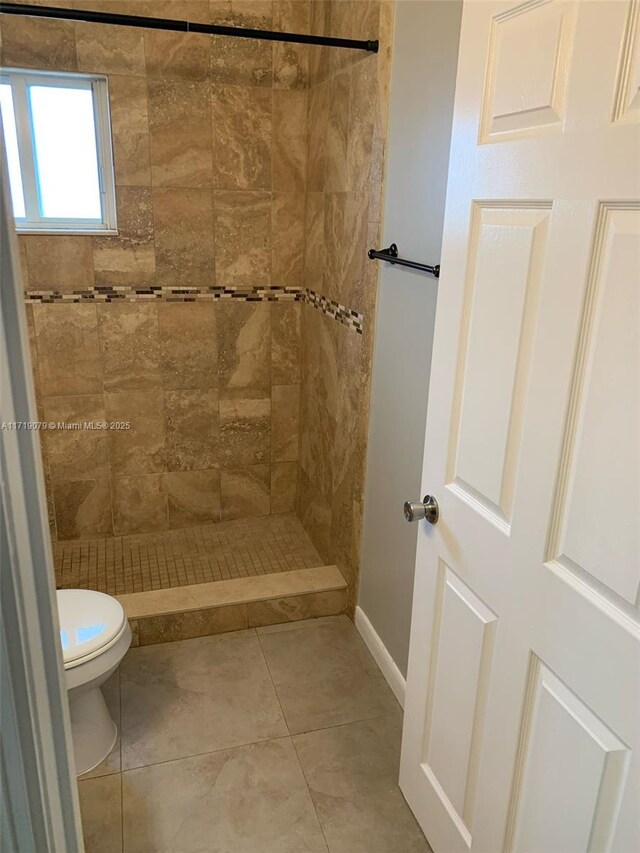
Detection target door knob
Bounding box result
[404,495,439,524]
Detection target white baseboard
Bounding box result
[354,606,406,708]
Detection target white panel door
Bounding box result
[399,1,640,851]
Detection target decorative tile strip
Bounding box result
[23,284,365,334]
[23,284,304,303]
[304,289,364,335]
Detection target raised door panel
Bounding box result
[505,659,630,852]
[448,205,550,532]
[480,0,577,141]
[423,564,497,841]
[549,205,640,614]
[614,0,640,124]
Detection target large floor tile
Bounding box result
[122,738,328,853]
[294,714,432,853]
[78,774,123,853]
[120,631,287,769]
[259,615,398,733]
[80,671,121,779]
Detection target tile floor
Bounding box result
[78,615,432,853]
[55,514,323,595]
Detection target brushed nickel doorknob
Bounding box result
[404,495,439,524]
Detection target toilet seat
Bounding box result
[57,589,127,670]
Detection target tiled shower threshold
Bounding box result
[120,565,347,646]
[53,514,347,644]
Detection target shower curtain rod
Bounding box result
[0,2,379,53]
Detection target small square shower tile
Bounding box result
[120,630,287,770]
[53,513,322,594]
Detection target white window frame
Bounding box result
[0,67,117,235]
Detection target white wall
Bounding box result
[359,0,462,677]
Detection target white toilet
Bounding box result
[56,589,132,775]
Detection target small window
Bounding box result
[0,68,116,233]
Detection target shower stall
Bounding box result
[5,0,393,642]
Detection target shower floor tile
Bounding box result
[53,514,323,596]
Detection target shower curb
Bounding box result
[117,565,347,646]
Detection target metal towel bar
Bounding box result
[367,243,440,278]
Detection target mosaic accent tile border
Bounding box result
[24,283,303,304]
[23,284,365,334]
[305,290,364,334]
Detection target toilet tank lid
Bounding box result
[56,589,126,665]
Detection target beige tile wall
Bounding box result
[5,0,394,620]
[4,0,308,538]
[297,0,393,612]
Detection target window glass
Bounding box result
[29,84,102,220]
[0,82,26,219]
[0,69,115,232]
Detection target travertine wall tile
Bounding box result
[271,384,300,462]
[33,304,103,396]
[306,80,329,190]
[157,302,218,390]
[324,190,369,310]
[271,302,301,384]
[105,389,166,475]
[43,395,109,481]
[97,303,161,391]
[273,0,310,90]
[164,469,221,528]
[153,187,215,287]
[0,17,77,70]
[112,473,168,535]
[210,34,273,87]
[272,89,308,191]
[303,191,325,294]
[93,187,155,287]
[271,192,305,286]
[325,71,350,192]
[274,41,309,90]
[134,603,248,644]
[164,389,220,471]
[209,0,273,27]
[220,464,271,520]
[219,388,271,466]
[143,29,211,81]
[298,1,391,613]
[75,20,146,76]
[108,75,151,187]
[299,387,335,500]
[52,478,113,539]
[145,0,211,20]
[213,190,271,285]
[218,302,271,388]
[212,86,272,189]
[17,0,389,557]
[297,466,331,561]
[271,460,298,513]
[247,587,345,626]
[148,80,213,187]
[23,236,94,292]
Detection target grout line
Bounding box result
[119,732,294,778]
[256,628,291,736]
[290,732,332,852]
